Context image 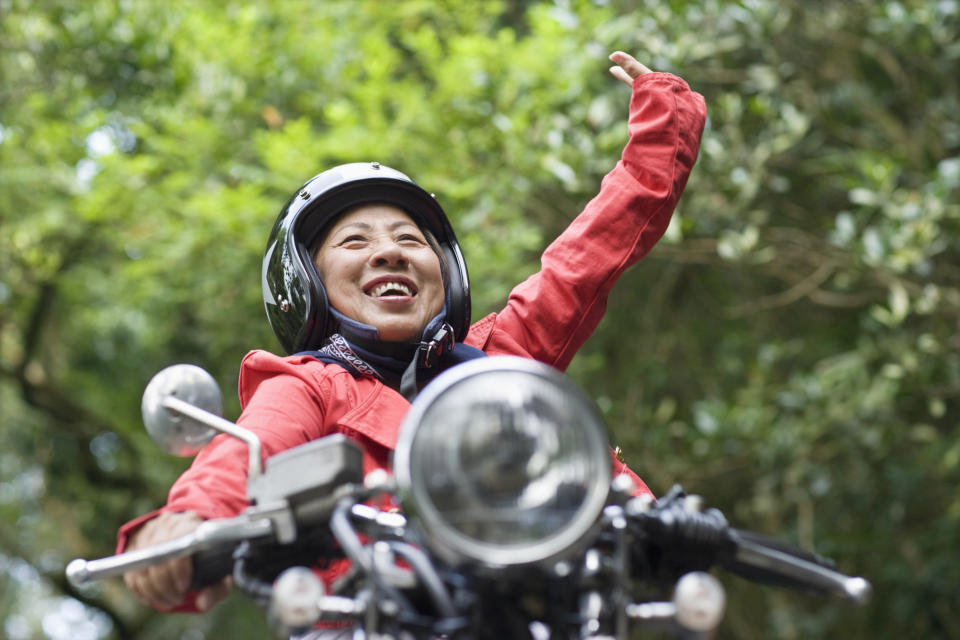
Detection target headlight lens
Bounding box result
[395,357,610,567]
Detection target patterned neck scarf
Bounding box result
[303,330,486,400]
[317,333,382,379]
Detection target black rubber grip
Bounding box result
[190,544,236,590]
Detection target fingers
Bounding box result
[123,511,205,610]
[122,511,232,612]
[125,555,193,610]
[608,51,653,85]
[197,577,233,612]
[609,65,634,86]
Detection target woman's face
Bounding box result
[313,204,445,342]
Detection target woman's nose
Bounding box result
[369,240,407,267]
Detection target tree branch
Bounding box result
[725,260,836,316]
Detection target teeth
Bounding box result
[370,281,414,297]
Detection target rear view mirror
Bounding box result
[141,364,222,456]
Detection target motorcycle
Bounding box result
[66,356,870,638]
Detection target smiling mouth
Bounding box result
[366,281,416,298]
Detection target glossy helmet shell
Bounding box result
[262,162,471,354]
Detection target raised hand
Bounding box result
[609,51,653,85]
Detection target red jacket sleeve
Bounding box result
[468,73,706,370]
[116,352,335,553]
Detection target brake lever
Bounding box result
[66,514,274,587]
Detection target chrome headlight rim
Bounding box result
[394,356,611,568]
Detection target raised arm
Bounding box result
[467,52,706,370]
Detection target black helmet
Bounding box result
[262,162,471,354]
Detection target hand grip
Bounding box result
[190,543,237,590]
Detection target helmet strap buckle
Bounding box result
[418,323,454,368]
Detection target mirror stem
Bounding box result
[162,395,263,489]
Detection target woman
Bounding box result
[119,51,707,615]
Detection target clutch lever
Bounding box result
[721,529,871,604]
[627,486,871,605]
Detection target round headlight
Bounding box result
[395,356,611,567]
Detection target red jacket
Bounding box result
[118,72,706,607]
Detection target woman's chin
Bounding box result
[361,307,441,343]
[373,323,423,343]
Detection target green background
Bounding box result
[1,0,958,637]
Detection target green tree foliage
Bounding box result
[1,0,957,637]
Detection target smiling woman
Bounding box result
[262,162,474,365]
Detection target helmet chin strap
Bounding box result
[400,321,455,400]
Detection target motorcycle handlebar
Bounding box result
[627,489,871,605]
[66,516,273,587]
[723,529,871,604]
